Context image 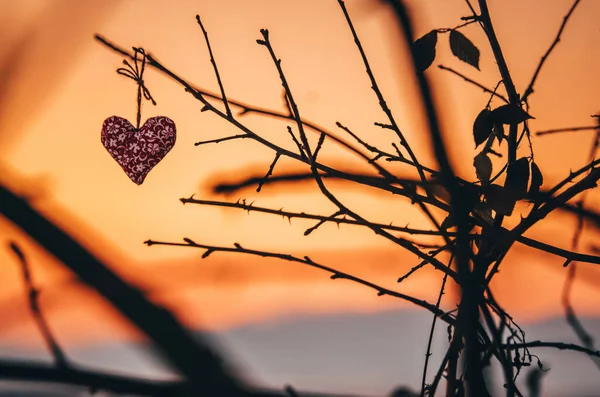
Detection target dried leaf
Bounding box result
[529,161,543,196]
[490,104,534,124]
[505,157,530,200]
[485,184,516,216]
[474,152,492,184]
[412,30,438,73]
[473,109,493,147]
[449,30,480,69]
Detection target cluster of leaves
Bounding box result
[413,26,480,72]
[413,23,543,221]
[472,104,541,217]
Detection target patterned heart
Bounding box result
[101,116,176,185]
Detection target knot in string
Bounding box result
[116,47,156,129]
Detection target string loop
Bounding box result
[116,47,156,129]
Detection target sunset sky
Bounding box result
[1,0,600,395]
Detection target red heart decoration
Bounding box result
[101,116,176,185]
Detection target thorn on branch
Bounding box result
[183,237,197,245]
[180,194,195,205]
[202,249,215,259]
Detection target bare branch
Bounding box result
[522,0,582,101]
[420,255,452,397]
[144,237,455,322]
[0,184,245,396]
[287,126,306,159]
[536,125,599,136]
[8,242,68,368]
[502,341,600,358]
[438,65,509,103]
[195,134,249,146]
[390,2,485,395]
[313,132,326,160]
[196,15,233,118]
[257,152,282,192]
[336,0,432,197]
[304,210,343,236]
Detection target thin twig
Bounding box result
[561,123,600,370]
[196,15,233,118]
[180,196,600,267]
[195,134,248,146]
[522,0,582,101]
[144,237,455,323]
[398,246,448,283]
[8,242,68,368]
[337,0,433,202]
[257,26,461,283]
[0,358,327,397]
[536,125,599,136]
[502,341,600,358]
[438,65,508,103]
[419,255,452,397]
[257,153,281,192]
[390,1,486,395]
[94,35,428,204]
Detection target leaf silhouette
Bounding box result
[473,109,493,147]
[449,30,480,69]
[493,122,505,144]
[412,30,438,73]
[473,202,494,225]
[486,184,516,216]
[505,157,530,200]
[490,105,534,124]
[441,214,456,229]
[529,162,543,196]
[474,152,492,184]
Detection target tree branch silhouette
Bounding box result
[8,241,69,368]
[0,184,246,397]
[88,1,599,396]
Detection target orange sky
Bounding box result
[2,0,600,351]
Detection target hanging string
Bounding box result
[116,47,156,129]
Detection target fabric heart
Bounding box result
[101,116,176,185]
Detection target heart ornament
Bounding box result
[101,116,176,185]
